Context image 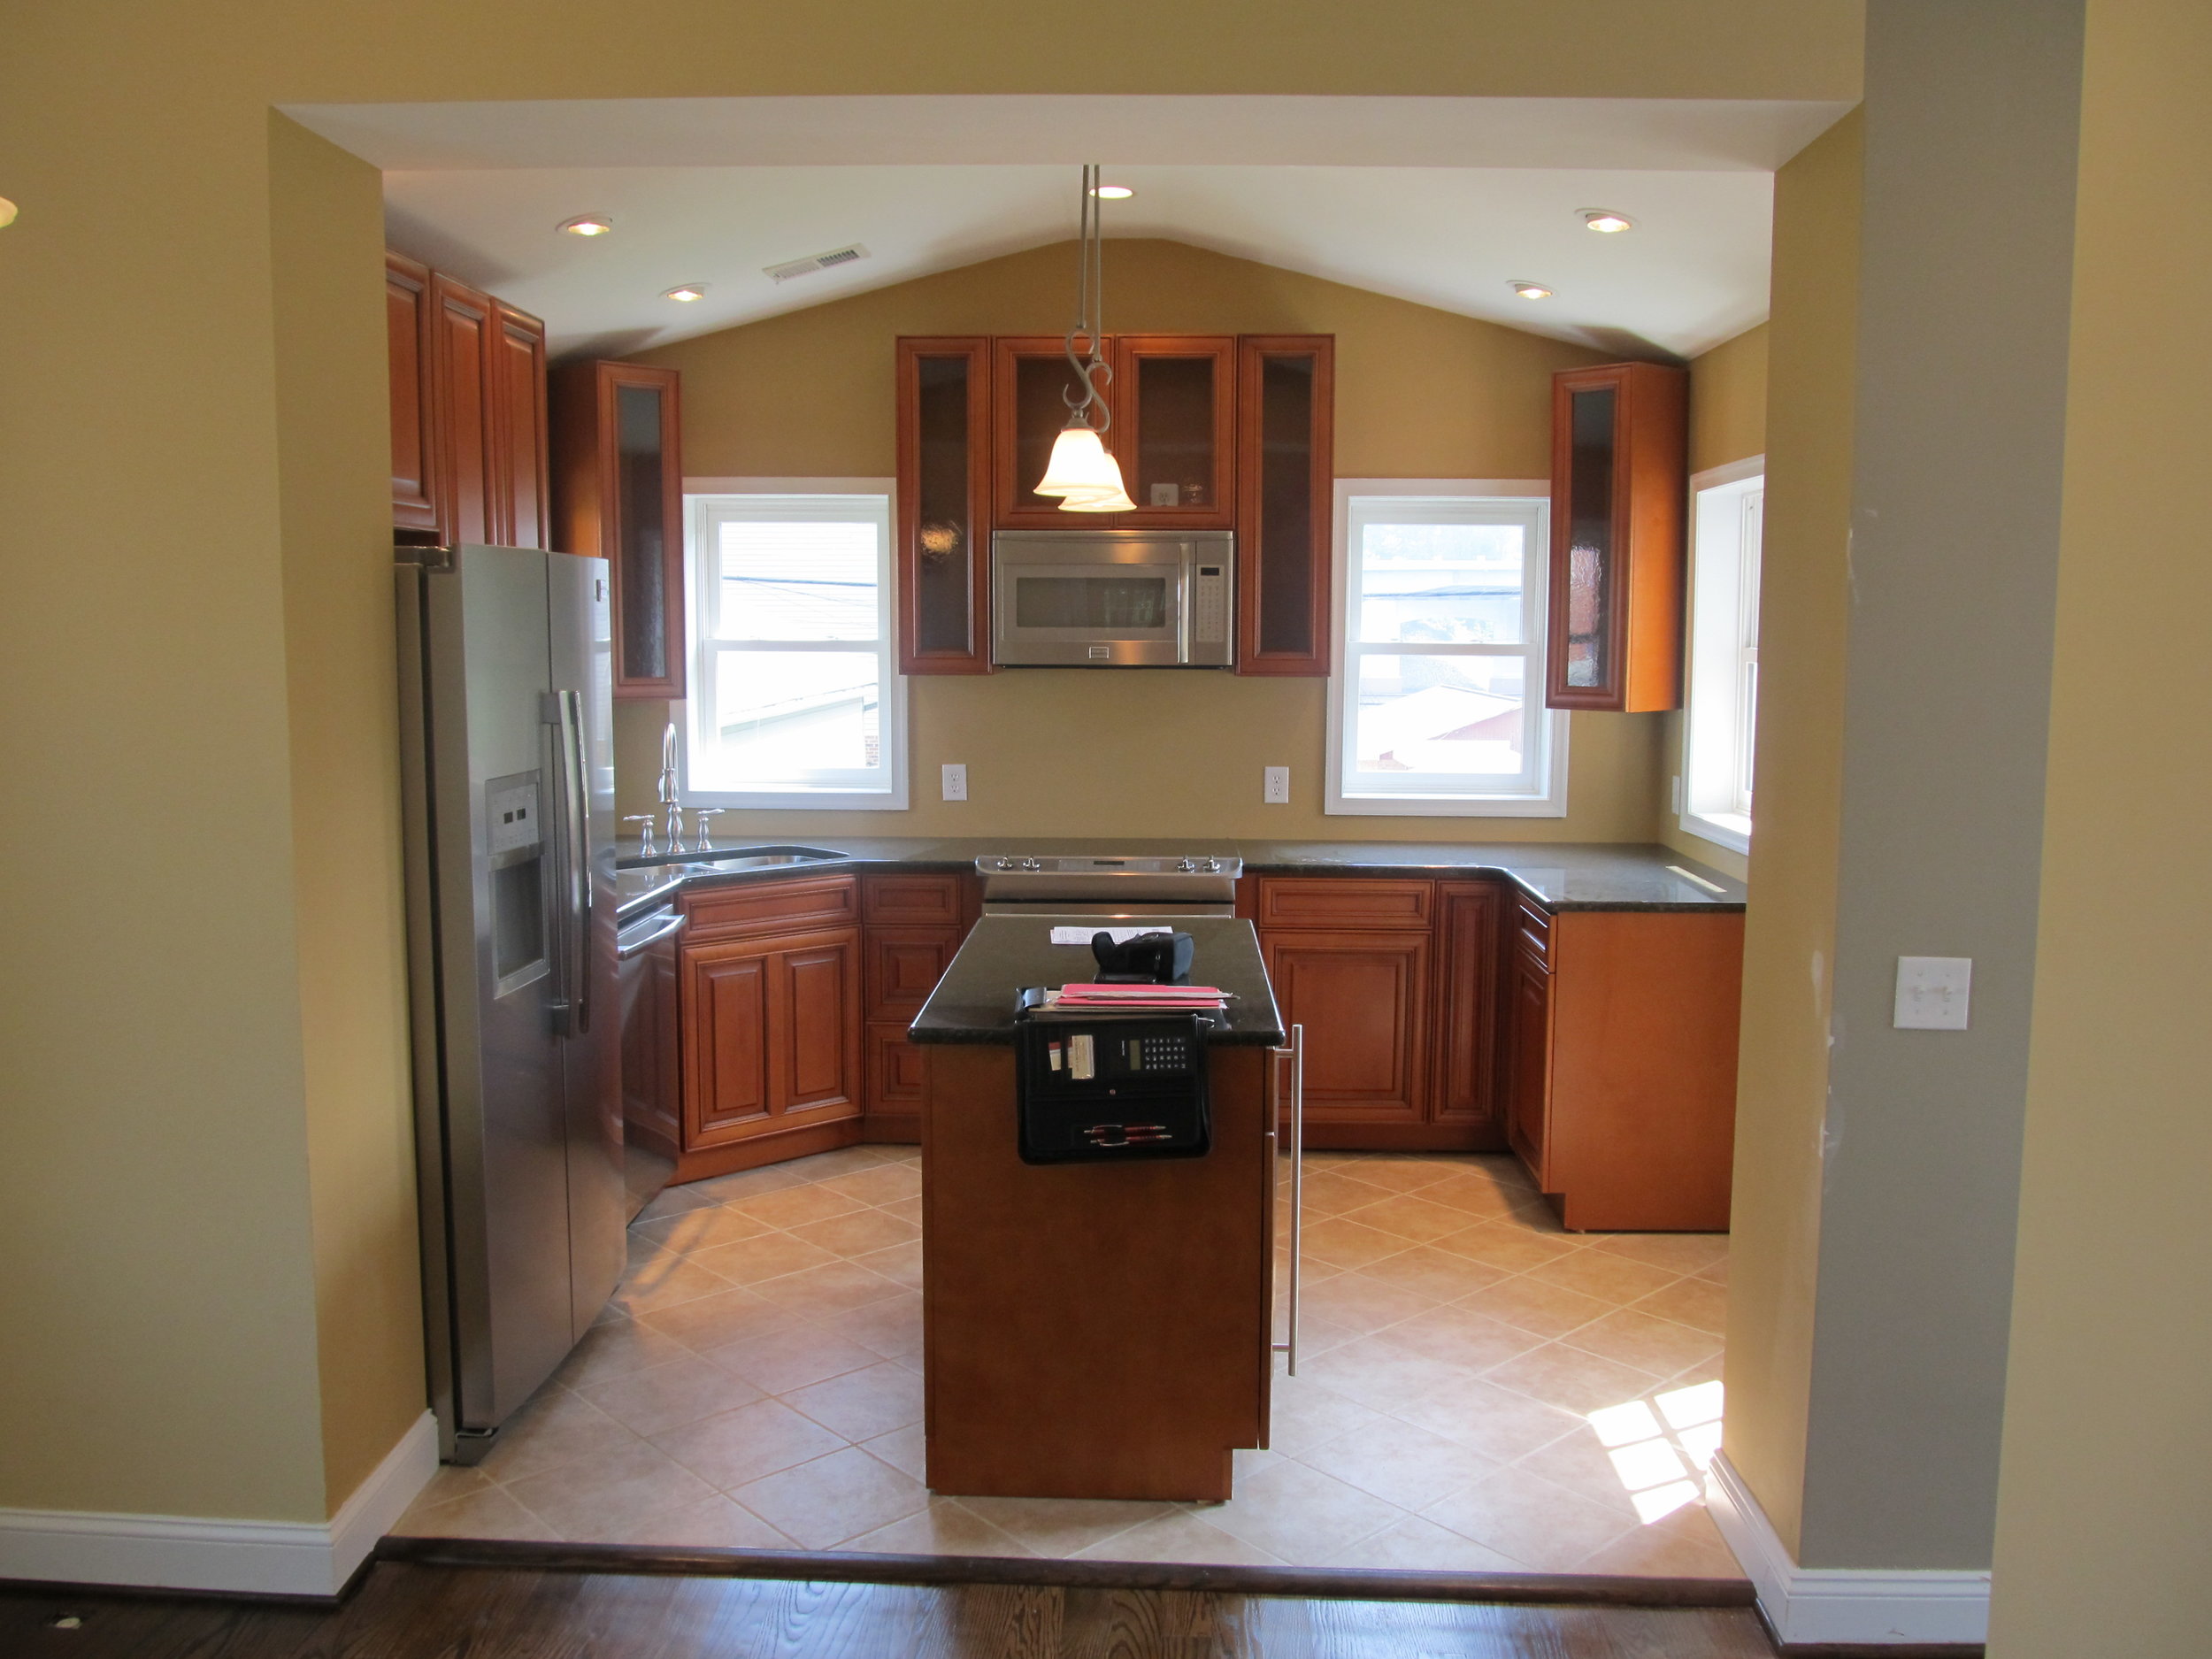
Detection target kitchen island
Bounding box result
[910,915,1285,1502]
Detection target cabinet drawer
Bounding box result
[1513,896,1553,967]
[861,872,968,926]
[682,874,858,941]
[1256,877,1433,930]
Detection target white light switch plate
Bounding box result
[941,763,967,802]
[1894,956,1971,1030]
[1263,766,1290,804]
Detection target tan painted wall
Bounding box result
[1717,114,1860,1555]
[1657,322,1771,883]
[1,2,1861,1527]
[1989,0,2212,1647]
[616,238,1669,843]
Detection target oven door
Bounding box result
[993,557,1186,666]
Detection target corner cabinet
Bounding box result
[893,333,1333,676]
[1546,361,1688,711]
[549,362,685,699]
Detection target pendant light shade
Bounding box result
[1033,165,1135,512]
[1035,421,1136,511]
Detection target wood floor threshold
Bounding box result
[377,1533,1755,1608]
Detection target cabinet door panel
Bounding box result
[490,303,549,549]
[865,1020,930,1110]
[685,945,772,1144]
[1262,930,1429,1124]
[782,937,857,1112]
[995,336,1109,527]
[865,926,962,1017]
[1114,335,1236,527]
[1431,881,1502,1133]
[429,273,494,548]
[1504,951,1554,1178]
[386,252,438,532]
[897,338,993,673]
[1235,336,1334,676]
[1256,877,1432,930]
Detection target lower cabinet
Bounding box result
[1261,929,1432,1132]
[859,873,975,1141]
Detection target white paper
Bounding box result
[1048,926,1167,946]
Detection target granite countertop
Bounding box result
[908,916,1286,1047]
[615,836,1743,922]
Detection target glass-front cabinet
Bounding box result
[1236,336,1334,676]
[896,338,994,674]
[1544,361,1688,713]
[1113,336,1236,526]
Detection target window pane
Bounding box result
[712,649,882,778]
[716,519,879,641]
[1353,653,1529,777]
[1357,520,1525,644]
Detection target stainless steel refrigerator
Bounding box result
[396,543,625,1463]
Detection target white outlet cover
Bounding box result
[1263,765,1290,804]
[1894,956,1971,1030]
[941,763,967,802]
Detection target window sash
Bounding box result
[1682,470,1763,849]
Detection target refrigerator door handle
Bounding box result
[552,687,593,1035]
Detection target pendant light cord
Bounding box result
[1063,163,1112,434]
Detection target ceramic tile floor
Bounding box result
[395,1144,1740,1578]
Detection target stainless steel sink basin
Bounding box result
[618,843,846,871]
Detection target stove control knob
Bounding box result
[994,856,1014,869]
[1202,856,1221,872]
[1020,857,1042,871]
[1176,857,1197,872]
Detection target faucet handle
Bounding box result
[692,809,726,853]
[620,815,657,859]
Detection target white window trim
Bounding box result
[1678,456,1764,855]
[675,477,910,811]
[1325,478,1569,818]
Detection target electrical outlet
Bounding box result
[1263,765,1290,804]
[941,763,968,802]
[1893,956,1971,1030]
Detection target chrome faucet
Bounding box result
[658,723,684,854]
[621,815,657,860]
[693,809,725,852]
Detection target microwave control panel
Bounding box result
[1192,564,1227,644]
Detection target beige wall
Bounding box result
[1989,0,2212,1647]
[1656,322,1771,883]
[2,0,1863,1532]
[618,238,1671,845]
[1717,118,1859,1555]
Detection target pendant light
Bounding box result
[1034,164,1136,512]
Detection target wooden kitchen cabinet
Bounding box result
[1546,360,1688,711]
[1502,937,1554,1171]
[859,872,975,1141]
[896,338,994,674]
[550,361,685,699]
[386,252,439,534]
[1431,879,1503,1135]
[1235,336,1334,676]
[620,927,683,1162]
[993,335,1105,528]
[1113,335,1237,525]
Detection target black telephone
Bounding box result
[1091,929,1195,984]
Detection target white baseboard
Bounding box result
[1706,1451,1991,1647]
[0,1410,436,1598]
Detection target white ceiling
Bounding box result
[287,95,1851,361]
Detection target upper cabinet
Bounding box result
[897,332,1334,675]
[549,362,686,701]
[1544,361,1688,712]
[385,251,549,552]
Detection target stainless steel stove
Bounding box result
[976,853,1242,918]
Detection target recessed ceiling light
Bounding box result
[1089,184,1135,200]
[663,283,707,303]
[1581,209,1635,234]
[0,197,18,228]
[558,214,614,237]
[1510,280,1555,300]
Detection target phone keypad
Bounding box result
[1128,1035,1192,1072]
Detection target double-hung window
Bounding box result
[1327,483,1567,816]
[681,485,908,810]
[1679,461,1763,853]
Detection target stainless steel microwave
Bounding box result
[990,529,1234,667]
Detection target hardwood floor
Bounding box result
[0,1562,1786,1657]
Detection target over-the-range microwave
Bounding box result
[990,529,1234,667]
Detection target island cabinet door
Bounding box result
[1260,929,1431,1127]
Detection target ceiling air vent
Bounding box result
[764,244,872,283]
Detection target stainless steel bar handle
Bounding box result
[615,908,687,961]
[1270,1022,1305,1376]
[556,688,593,1034]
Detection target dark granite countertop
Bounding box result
[909,916,1286,1047]
[615,837,1742,922]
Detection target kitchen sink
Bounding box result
[618,843,846,871]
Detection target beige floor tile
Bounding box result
[1195,1457,1409,1560]
[1658,1353,1727,1392]
[879,1195,926,1227]
[784,1360,925,1442]
[1386,1377,1586,1464]
[1265,1373,1392,1457]
[1522,1249,1686,1308]
[955,1494,1180,1557]
[1284,1311,1363,1357]
[728,1183,870,1232]
[815,1289,925,1356]
[749,1259,908,1317]
[1481,1341,1665,1417]
[1299,1270,1442,1336]
[649,1397,849,1491]
[639,1285,809,1352]
[551,1317,697,1391]
[1577,1500,1742,1578]
[845,1497,1033,1557]
[1453,1274,1615,1340]
[609,1494,797,1549]
[1380,1303,1549,1373]
[817,1164,924,1207]
[1323,1513,1525,1573]
[1630,1274,1731,1335]
[687,1164,814,1203]
[1340,1192,1493,1246]
[630,1205,778,1256]
[1417,1168,1546,1220]
[1560,1308,1724,1378]
[859,1423,926,1480]
[1332,1156,1456,1194]
[785,1145,894,1182]
[1588,1233,1731,1273]
[1419,1464,1639,1571]
[732,1448,931,1548]
[1509,1425,1651,1515]
[1073,1510,1286,1565]
[635,1184,719,1222]
[1294,1416,1501,1512]
[1296,1170,1396,1218]
[606,1256,735,1317]
[580,1354,764,1437]
[704,1323,886,1394]
[1350,1244,1508,1303]
[503,1432,718,1540]
[409,1463,494,1508]
[1430,1222,1585,1275]
[787,1208,922,1259]
[475,1388,633,1484]
[851,1240,924,1290]
[687,1231,843,1287]
[1300,1334,1483,1415]
[394,1483,557,1541]
[1299,1217,1422,1271]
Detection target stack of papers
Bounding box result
[1048,982,1231,1013]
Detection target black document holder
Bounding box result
[1014,1012,1211,1164]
